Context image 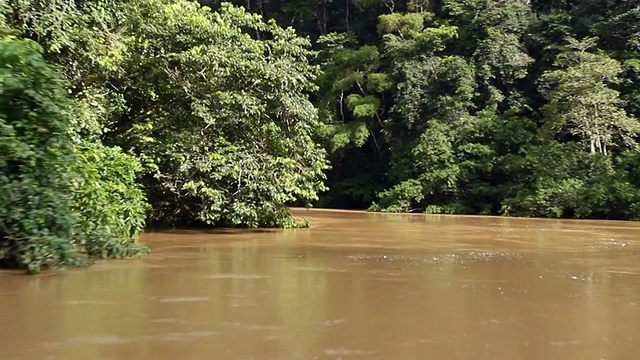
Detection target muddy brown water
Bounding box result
[2,209,640,360]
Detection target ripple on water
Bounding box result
[205,274,269,279]
[345,251,524,266]
[318,319,347,327]
[46,335,132,346]
[222,322,287,331]
[549,340,583,346]
[153,296,210,302]
[325,348,377,356]
[585,238,631,250]
[65,300,120,305]
[155,331,220,341]
[149,318,189,324]
[44,332,221,348]
[296,266,347,273]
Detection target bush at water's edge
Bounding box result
[0,37,148,274]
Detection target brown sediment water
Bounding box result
[1,209,640,359]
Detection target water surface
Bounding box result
[2,209,640,359]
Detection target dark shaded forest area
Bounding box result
[2,0,640,272]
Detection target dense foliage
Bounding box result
[2,0,640,271]
[0,36,148,273]
[1,0,327,272]
[224,0,640,219]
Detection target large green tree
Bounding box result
[3,0,329,228]
[541,37,640,155]
[102,1,329,227]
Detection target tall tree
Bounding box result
[540,37,640,155]
[3,0,329,228]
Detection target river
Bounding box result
[1,209,640,359]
